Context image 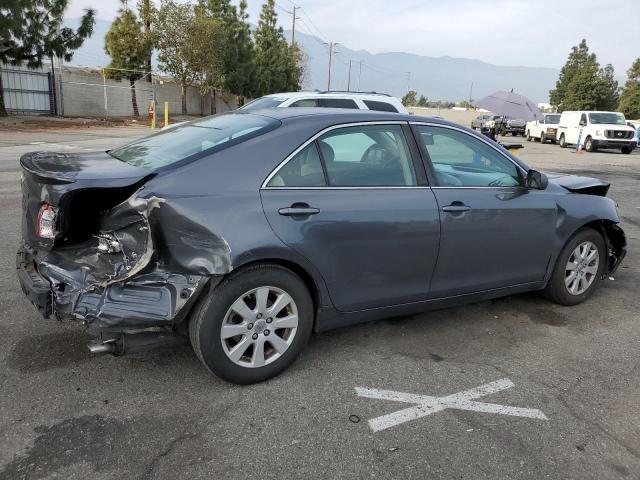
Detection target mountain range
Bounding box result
[65,17,561,103]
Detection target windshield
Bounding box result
[588,112,626,125]
[109,113,279,168]
[546,114,560,124]
[240,97,287,111]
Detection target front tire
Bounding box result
[540,132,546,143]
[543,228,606,306]
[585,136,596,152]
[189,264,313,384]
[526,130,532,142]
[621,146,632,154]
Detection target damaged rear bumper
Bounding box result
[17,248,213,331]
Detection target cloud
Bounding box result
[67,0,640,73]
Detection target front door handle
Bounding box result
[278,203,320,216]
[442,203,471,213]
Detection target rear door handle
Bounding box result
[442,204,471,213]
[278,206,320,216]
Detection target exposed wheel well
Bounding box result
[230,258,321,319]
[578,220,626,273]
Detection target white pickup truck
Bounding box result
[526,113,561,143]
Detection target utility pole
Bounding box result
[347,61,352,91]
[358,61,363,91]
[469,82,474,105]
[142,0,152,76]
[326,42,339,90]
[406,72,411,93]
[290,5,299,47]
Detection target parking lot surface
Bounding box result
[0,127,639,479]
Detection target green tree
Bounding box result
[137,0,155,75]
[0,0,95,116]
[152,0,195,115]
[104,1,152,117]
[253,0,299,96]
[550,39,619,112]
[595,64,619,111]
[417,95,428,107]
[619,58,640,119]
[401,90,417,106]
[200,0,255,99]
[186,6,225,112]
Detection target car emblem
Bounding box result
[617,132,622,137]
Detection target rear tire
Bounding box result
[543,228,606,306]
[559,134,567,148]
[189,264,313,384]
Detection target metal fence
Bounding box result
[1,65,55,115]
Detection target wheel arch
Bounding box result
[564,219,626,276]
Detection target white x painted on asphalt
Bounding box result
[355,378,548,432]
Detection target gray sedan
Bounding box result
[17,109,626,384]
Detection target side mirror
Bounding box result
[526,169,548,190]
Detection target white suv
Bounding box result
[556,111,637,154]
[240,91,408,114]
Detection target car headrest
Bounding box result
[318,141,335,163]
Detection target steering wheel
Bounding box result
[360,144,400,168]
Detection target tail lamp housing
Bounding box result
[36,203,58,239]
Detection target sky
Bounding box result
[66,0,640,75]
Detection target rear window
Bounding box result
[240,97,287,111]
[363,100,398,113]
[320,98,358,109]
[109,113,279,169]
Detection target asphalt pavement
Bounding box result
[0,126,639,480]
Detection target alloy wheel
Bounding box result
[565,241,599,295]
[220,286,299,368]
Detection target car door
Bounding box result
[411,123,557,297]
[260,122,441,312]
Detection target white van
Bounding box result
[556,111,637,154]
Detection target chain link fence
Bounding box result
[2,59,237,119]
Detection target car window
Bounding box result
[318,125,417,186]
[363,100,398,113]
[415,125,522,187]
[240,97,287,111]
[290,99,319,108]
[267,143,326,187]
[580,114,587,126]
[110,113,279,169]
[320,98,359,109]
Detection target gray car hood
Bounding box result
[546,172,610,196]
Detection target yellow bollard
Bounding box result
[164,101,169,127]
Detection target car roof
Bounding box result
[261,91,393,99]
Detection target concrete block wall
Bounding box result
[57,65,237,118]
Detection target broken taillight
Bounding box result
[36,203,57,238]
